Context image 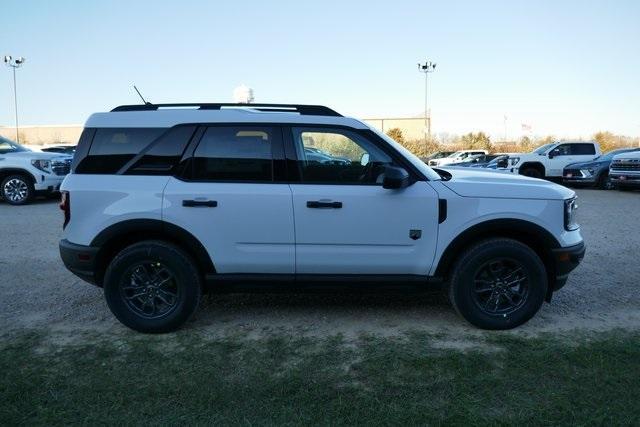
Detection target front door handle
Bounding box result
[183,199,218,207]
[306,201,342,209]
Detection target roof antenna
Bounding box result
[133,85,151,105]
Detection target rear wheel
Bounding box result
[104,241,202,333]
[1,174,33,205]
[448,238,547,330]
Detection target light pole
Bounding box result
[4,55,26,143]
[417,60,436,144]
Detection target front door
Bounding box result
[287,126,439,275]
[163,125,295,274]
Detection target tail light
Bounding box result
[59,191,70,228]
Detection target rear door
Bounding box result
[162,125,295,274]
[286,126,439,275]
[570,143,598,164]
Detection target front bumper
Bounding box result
[550,241,585,291]
[59,239,100,286]
[610,172,640,187]
[562,170,598,185]
[33,174,65,192]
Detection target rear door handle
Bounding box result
[306,201,342,209]
[182,200,218,207]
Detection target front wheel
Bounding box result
[1,174,33,205]
[104,241,202,333]
[520,167,543,179]
[448,238,547,330]
[598,173,613,190]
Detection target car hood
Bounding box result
[2,151,71,160]
[613,151,640,161]
[565,159,605,169]
[439,167,574,200]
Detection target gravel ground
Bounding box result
[1,188,639,340]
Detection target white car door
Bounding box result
[546,143,575,176]
[162,125,295,274]
[287,126,440,275]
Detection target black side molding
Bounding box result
[307,201,342,209]
[183,200,217,207]
[438,199,447,224]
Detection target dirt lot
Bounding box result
[1,188,639,341]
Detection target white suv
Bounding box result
[0,136,72,205]
[59,103,585,333]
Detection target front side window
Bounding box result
[551,144,572,156]
[292,127,392,184]
[191,126,276,182]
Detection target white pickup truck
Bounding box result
[509,141,601,179]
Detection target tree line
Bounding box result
[385,128,640,158]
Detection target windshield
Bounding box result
[448,151,463,158]
[487,156,506,166]
[601,148,639,161]
[369,127,442,181]
[0,136,30,153]
[532,143,555,155]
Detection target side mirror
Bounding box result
[497,158,508,168]
[548,151,555,159]
[383,165,410,189]
[360,152,370,166]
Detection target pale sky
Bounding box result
[1,0,639,139]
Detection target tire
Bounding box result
[597,173,613,190]
[1,174,34,205]
[448,238,547,330]
[103,240,202,333]
[520,167,543,179]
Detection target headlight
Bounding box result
[31,159,52,173]
[580,169,594,177]
[564,197,579,231]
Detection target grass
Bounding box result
[1,330,639,425]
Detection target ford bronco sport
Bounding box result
[59,103,585,333]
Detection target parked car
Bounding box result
[563,148,640,189]
[421,151,455,163]
[428,150,489,167]
[59,102,584,333]
[609,150,640,190]
[448,154,503,168]
[508,141,601,179]
[41,145,77,155]
[0,135,72,205]
[304,147,350,165]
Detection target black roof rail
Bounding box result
[110,103,342,117]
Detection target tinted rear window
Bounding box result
[571,144,596,155]
[76,128,165,174]
[191,126,276,182]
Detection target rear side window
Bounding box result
[125,126,197,175]
[190,126,276,182]
[76,128,165,174]
[571,144,596,155]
